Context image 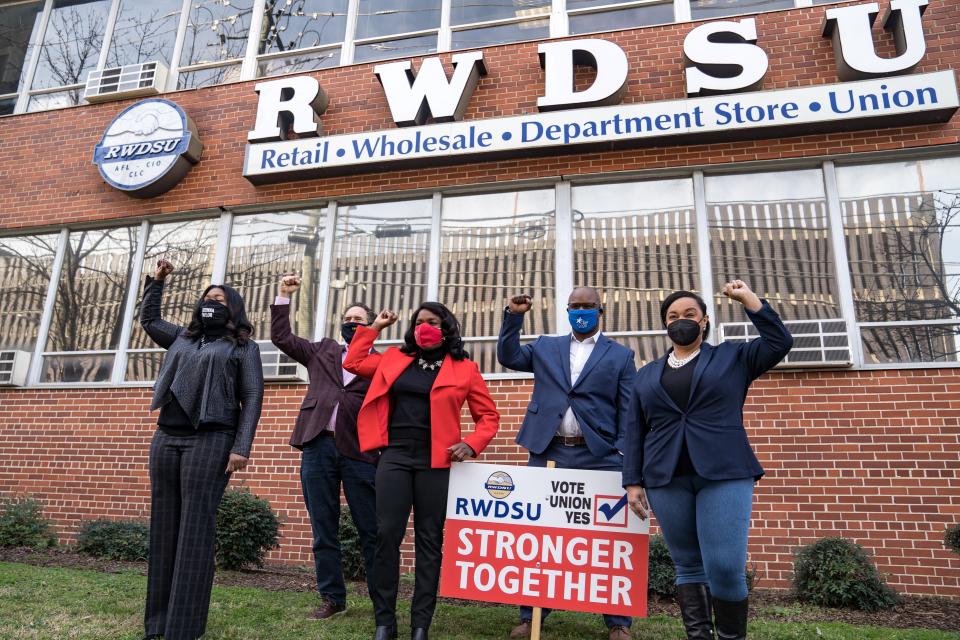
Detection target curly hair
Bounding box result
[184,284,254,345]
[398,301,469,361]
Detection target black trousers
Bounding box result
[145,429,233,640]
[372,433,450,629]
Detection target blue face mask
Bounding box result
[568,308,600,334]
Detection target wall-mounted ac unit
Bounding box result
[719,319,853,368]
[0,350,31,387]
[85,61,169,103]
[257,341,309,383]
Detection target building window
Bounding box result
[256,0,346,77]
[0,0,43,108]
[326,199,432,342]
[177,0,252,89]
[572,178,697,366]
[125,218,219,382]
[567,0,673,36]
[225,210,327,344]
[449,0,550,51]
[26,0,112,111]
[41,227,139,383]
[440,189,556,373]
[0,233,59,353]
[352,0,440,63]
[106,0,184,68]
[837,157,960,365]
[689,0,794,20]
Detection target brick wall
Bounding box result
[1,370,959,597]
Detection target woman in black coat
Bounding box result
[623,280,792,640]
[140,259,264,640]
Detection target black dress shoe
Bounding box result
[411,628,428,640]
[374,625,398,640]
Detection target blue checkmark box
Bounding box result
[597,494,628,521]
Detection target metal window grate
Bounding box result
[84,62,169,103]
[718,318,852,367]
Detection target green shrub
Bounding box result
[215,488,281,571]
[339,506,366,580]
[792,537,899,611]
[945,524,960,555]
[647,534,676,597]
[0,496,55,548]
[76,519,149,561]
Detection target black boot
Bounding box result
[374,625,397,640]
[676,583,714,640]
[713,597,748,640]
[411,628,428,640]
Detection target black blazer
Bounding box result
[622,301,793,489]
[270,304,377,464]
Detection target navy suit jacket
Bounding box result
[622,301,793,489]
[497,310,637,458]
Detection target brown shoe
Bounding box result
[608,625,631,640]
[310,598,346,620]
[509,621,532,639]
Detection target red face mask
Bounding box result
[414,323,444,349]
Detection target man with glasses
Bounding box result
[497,287,637,640]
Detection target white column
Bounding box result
[314,202,339,340]
[427,192,443,300]
[554,180,573,332]
[211,210,234,284]
[693,170,717,343]
[112,221,150,384]
[28,228,69,384]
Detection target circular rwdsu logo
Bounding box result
[93,98,202,198]
[484,471,515,499]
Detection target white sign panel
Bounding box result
[244,70,958,183]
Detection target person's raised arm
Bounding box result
[270,273,316,366]
[343,310,396,378]
[496,294,536,372]
[139,259,184,350]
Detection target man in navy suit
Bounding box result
[497,286,636,640]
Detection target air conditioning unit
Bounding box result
[257,341,309,383]
[84,61,169,103]
[0,350,31,386]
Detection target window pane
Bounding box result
[0,96,16,115]
[573,179,698,334]
[41,353,114,382]
[355,0,440,39]
[106,0,183,68]
[26,88,83,111]
[451,0,549,26]
[327,200,432,342]
[180,0,253,67]
[451,20,548,50]
[257,48,340,77]
[0,1,43,95]
[225,210,327,342]
[0,233,59,352]
[125,219,219,382]
[859,324,960,365]
[706,169,840,326]
[441,190,556,340]
[177,63,242,89]
[259,0,348,54]
[32,0,111,91]
[837,157,960,323]
[690,0,793,19]
[45,227,139,354]
[569,4,674,35]
[353,34,436,63]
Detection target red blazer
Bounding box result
[343,325,500,468]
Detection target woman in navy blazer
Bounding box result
[623,281,792,640]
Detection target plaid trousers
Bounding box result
[145,429,234,640]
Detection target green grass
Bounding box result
[1,561,957,640]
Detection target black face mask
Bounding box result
[200,300,229,332]
[667,318,702,346]
[340,321,366,344]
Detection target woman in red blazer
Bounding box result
[344,301,500,640]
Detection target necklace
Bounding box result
[417,356,442,371]
[667,349,700,369]
[199,334,223,350]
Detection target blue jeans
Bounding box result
[300,435,377,607]
[520,440,631,629]
[645,475,754,601]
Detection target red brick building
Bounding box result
[1,0,959,598]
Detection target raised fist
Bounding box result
[155,259,174,281]
[508,294,532,315]
[279,272,301,297]
[722,279,762,312]
[372,310,399,331]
